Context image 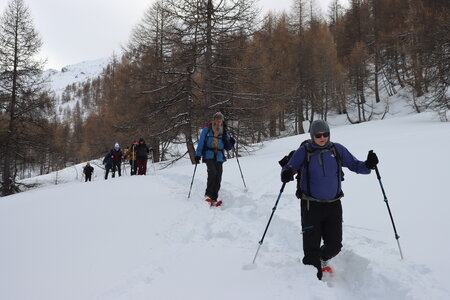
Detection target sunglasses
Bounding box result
[314,132,330,138]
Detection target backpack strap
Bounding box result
[202,124,225,159]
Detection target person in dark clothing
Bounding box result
[110,142,123,178]
[83,162,94,182]
[194,112,235,206]
[280,119,379,280]
[108,142,123,178]
[136,138,152,175]
[124,140,138,175]
[102,152,113,180]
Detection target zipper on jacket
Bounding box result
[321,152,326,176]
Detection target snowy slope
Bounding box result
[1,112,450,300]
[44,58,109,92]
[43,57,110,118]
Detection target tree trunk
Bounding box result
[2,20,20,196]
[374,51,381,103]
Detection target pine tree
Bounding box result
[0,0,50,195]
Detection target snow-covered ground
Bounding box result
[1,111,450,300]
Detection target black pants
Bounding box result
[85,174,92,182]
[205,159,223,201]
[301,199,343,272]
[112,161,121,177]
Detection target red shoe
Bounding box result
[321,260,333,274]
[204,198,222,207]
[205,198,214,206]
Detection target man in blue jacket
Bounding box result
[280,120,379,280]
[195,112,235,207]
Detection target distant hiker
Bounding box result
[194,112,235,207]
[279,119,378,280]
[83,162,94,182]
[102,152,113,180]
[136,138,152,175]
[108,142,123,178]
[124,140,138,175]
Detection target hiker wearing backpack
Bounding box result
[194,112,235,207]
[124,140,138,175]
[83,162,94,182]
[102,152,113,180]
[279,120,379,280]
[108,142,123,178]
[136,138,152,175]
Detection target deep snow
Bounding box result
[1,112,450,300]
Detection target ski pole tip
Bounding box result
[242,263,258,271]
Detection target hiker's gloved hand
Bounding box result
[365,151,379,169]
[281,167,294,183]
[194,156,201,164]
[229,137,236,146]
[278,150,295,167]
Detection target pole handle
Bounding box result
[369,150,381,179]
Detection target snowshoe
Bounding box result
[205,198,214,206]
[204,198,222,207]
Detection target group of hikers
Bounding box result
[82,138,153,181]
[82,111,380,281]
[193,111,379,280]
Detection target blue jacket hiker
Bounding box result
[195,112,235,207]
[280,120,379,280]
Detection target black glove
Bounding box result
[229,137,236,146]
[365,151,379,169]
[281,167,294,183]
[194,156,201,164]
[278,150,295,167]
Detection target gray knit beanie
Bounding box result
[213,111,224,120]
[309,120,330,138]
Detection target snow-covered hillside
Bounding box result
[43,57,110,118]
[1,112,449,300]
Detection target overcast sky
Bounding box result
[0,0,332,70]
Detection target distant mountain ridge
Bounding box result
[43,57,110,119]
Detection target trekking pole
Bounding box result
[252,182,286,264]
[371,150,404,260]
[187,163,198,199]
[234,148,247,190]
